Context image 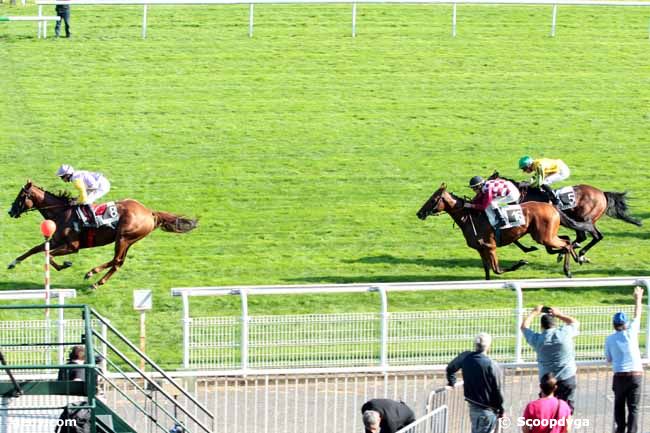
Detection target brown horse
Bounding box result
[8,181,197,289]
[491,173,643,260]
[416,184,591,279]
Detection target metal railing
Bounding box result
[172,277,650,370]
[33,0,650,39]
[396,405,448,433]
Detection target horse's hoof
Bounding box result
[63,261,73,268]
[519,260,529,266]
[84,272,93,280]
[90,284,98,290]
[565,272,573,278]
[557,253,564,263]
[572,242,582,249]
[578,256,590,264]
[528,246,539,252]
[7,264,14,270]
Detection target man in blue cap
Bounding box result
[605,286,644,433]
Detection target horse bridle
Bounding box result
[16,186,69,214]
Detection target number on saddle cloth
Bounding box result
[486,205,526,230]
[555,186,577,211]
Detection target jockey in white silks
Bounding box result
[56,164,110,227]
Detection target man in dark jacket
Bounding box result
[361,398,415,433]
[447,332,504,433]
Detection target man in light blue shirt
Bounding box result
[605,286,644,433]
[521,305,579,413]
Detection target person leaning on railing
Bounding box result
[361,398,415,433]
[605,286,644,433]
[446,332,505,433]
[520,305,579,414]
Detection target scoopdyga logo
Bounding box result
[498,415,591,430]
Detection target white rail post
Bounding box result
[351,3,357,37]
[240,289,249,372]
[551,4,558,37]
[373,286,389,369]
[639,279,650,360]
[57,292,65,365]
[452,3,457,37]
[182,292,191,369]
[508,282,524,362]
[248,3,254,37]
[142,4,148,39]
[38,5,42,39]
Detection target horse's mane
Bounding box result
[32,184,74,204]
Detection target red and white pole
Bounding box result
[40,220,57,320]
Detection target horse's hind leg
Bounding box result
[543,236,575,277]
[513,240,539,253]
[576,227,603,262]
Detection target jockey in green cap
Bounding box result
[518,156,570,205]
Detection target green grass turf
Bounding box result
[1,2,649,369]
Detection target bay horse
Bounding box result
[416,183,592,279]
[8,181,198,289]
[490,172,643,260]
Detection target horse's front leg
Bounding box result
[513,240,539,253]
[8,242,46,269]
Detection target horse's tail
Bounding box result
[153,211,198,233]
[604,192,643,227]
[557,209,596,233]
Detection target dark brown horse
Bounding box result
[8,181,197,289]
[416,184,592,279]
[491,173,643,260]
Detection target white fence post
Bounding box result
[240,289,249,372]
[142,4,148,39]
[37,5,42,39]
[551,4,558,36]
[57,292,65,365]
[373,286,389,369]
[248,3,254,37]
[352,3,357,37]
[452,3,457,37]
[182,292,191,369]
[509,282,524,362]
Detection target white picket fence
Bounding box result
[172,277,650,370]
[31,0,650,39]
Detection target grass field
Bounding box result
[1,2,649,368]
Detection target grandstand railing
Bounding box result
[34,0,650,39]
[97,360,649,433]
[172,277,650,370]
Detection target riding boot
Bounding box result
[542,184,560,205]
[85,204,98,228]
[495,210,507,229]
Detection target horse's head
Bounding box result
[416,183,451,220]
[8,181,36,218]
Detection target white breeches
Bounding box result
[543,162,570,185]
[489,190,521,209]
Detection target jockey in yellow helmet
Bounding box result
[518,156,570,205]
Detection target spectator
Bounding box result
[54,0,71,38]
[521,305,578,413]
[57,345,85,382]
[605,286,644,433]
[522,372,573,433]
[361,398,415,433]
[447,332,504,433]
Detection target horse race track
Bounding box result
[1,2,649,367]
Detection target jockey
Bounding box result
[518,156,570,205]
[464,176,521,228]
[56,164,110,227]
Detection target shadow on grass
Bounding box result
[605,230,649,239]
[0,281,94,293]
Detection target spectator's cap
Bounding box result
[612,312,627,326]
[475,332,492,348]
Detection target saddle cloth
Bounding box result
[486,204,526,230]
[75,202,119,228]
[554,186,577,211]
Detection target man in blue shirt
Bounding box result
[521,305,579,413]
[605,286,644,433]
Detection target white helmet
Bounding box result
[56,164,75,178]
